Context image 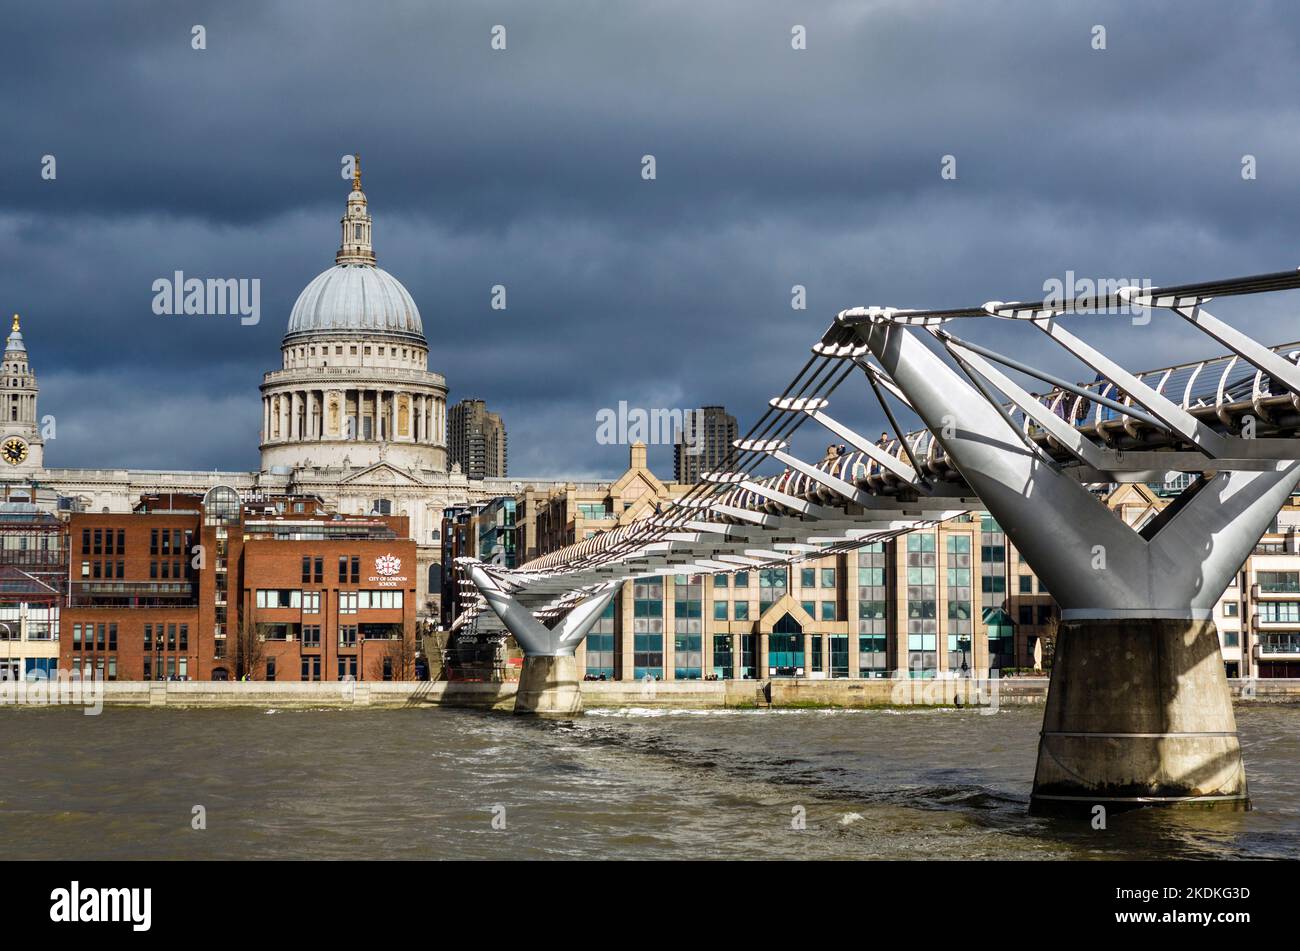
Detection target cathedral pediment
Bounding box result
[333,462,428,488]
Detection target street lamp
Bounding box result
[0,622,11,682]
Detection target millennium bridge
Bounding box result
[459,267,1300,815]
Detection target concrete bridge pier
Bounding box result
[1032,616,1247,815]
[857,318,1300,815]
[465,563,616,717]
[514,655,584,716]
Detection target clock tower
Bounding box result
[0,314,43,470]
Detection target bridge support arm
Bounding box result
[465,563,617,716]
[854,319,1300,814]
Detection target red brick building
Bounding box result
[61,487,417,681]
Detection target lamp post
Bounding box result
[0,622,11,681]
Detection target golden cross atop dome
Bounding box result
[11,314,18,333]
[352,154,362,192]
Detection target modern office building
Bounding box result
[508,443,991,680]
[626,523,982,681]
[979,513,1016,669]
[673,405,737,484]
[578,518,987,681]
[448,399,507,479]
[499,445,1300,681]
[473,497,517,569]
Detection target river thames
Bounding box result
[1,704,1297,860]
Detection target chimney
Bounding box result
[630,441,647,470]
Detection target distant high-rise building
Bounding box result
[448,399,507,479]
[674,405,737,483]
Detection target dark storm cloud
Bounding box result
[2,1,1300,476]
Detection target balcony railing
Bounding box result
[1259,634,1300,654]
[262,366,445,385]
[1253,582,1300,598]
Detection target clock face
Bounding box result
[1,437,28,466]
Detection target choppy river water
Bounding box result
[1,704,1297,859]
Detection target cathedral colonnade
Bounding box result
[262,386,445,446]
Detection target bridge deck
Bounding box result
[456,269,1300,632]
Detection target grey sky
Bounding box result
[3,1,1299,478]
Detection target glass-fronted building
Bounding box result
[574,515,995,681]
[509,446,1300,682]
[475,497,517,569]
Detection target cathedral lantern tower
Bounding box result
[336,156,376,266]
[0,314,43,470]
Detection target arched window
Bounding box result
[203,485,242,525]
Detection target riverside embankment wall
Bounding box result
[14,677,1300,709]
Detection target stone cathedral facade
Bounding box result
[2,164,559,618]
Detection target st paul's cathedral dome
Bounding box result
[259,158,448,474]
